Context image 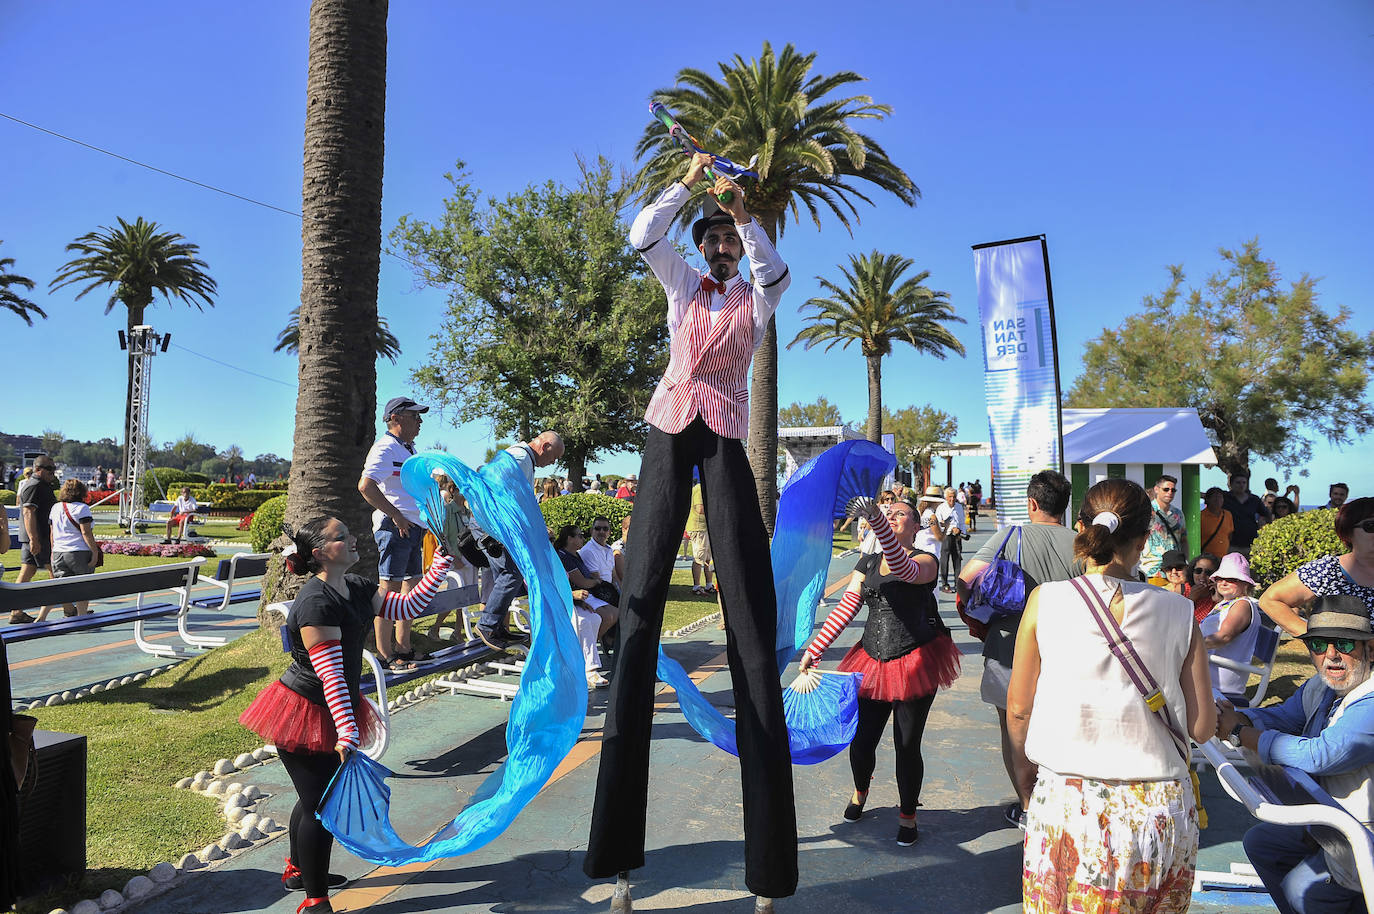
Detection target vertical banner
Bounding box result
[971,235,1064,528]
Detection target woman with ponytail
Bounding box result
[798,495,961,848]
[1007,479,1214,913]
[239,518,452,913]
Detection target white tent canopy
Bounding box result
[1062,407,1217,466]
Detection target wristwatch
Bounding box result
[1228,718,1248,742]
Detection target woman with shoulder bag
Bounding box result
[40,479,102,621]
[798,495,961,847]
[1008,479,1214,913]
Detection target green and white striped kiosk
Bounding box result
[1063,407,1217,554]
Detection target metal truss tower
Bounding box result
[118,325,170,531]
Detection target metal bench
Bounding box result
[172,552,270,649]
[1196,736,1374,907]
[147,499,212,540]
[0,560,205,659]
[1211,623,1284,709]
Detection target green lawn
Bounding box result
[17,626,287,913]
[91,519,246,541]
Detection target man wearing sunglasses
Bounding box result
[1216,596,1374,913]
[1141,474,1187,579]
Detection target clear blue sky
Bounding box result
[3,1,1371,500]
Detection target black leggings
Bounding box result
[849,692,937,816]
[279,748,341,898]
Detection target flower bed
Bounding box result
[237,512,255,531]
[98,541,217,558]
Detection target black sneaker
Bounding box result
[476,626,529,655]
[1005,802,1026,829]
[284,872,348,892]
[896,820,919,846]
[843,793,867,822]
[9,611,35,625]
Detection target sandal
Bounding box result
[396,649,431,663]
[691,585,706,595]
[380,655,419,672]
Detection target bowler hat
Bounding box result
[1303,596,1374,642]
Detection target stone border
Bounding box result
[18,662,180,710]
[665,610,722,639]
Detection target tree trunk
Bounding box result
[865,353,882,443]
[267,0,389,611]
[566,451,587,494]
[746,212,783,534]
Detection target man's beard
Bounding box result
[710,258,736,281]
[1320,649,1371,696]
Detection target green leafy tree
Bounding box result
[221,444,244,479]
[1,241,45,325]
[633,41,918,529]
[883,404,957,490]
[274,306,401,364]
[164,433,217,470]
[789,251,963,443]
[393,157,669,490]
[50,216,216,499]
[40,429,66,457]
[1065,239,1374,478]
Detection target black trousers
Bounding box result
[941,535,963,587]
[850,693,938,816]
[280,748,341,898]
[585,418,798,898]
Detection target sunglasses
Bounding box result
[1357,519,1374,534]
[1158,486,1176,493]
[1306,637,1359,655]
[1193,567,1216,576]
[591,526,609,532]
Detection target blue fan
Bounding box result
[665,439,894,765]
[783,669,864,764]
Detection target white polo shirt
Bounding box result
[361,432,420,532]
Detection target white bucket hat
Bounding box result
[1214,552,1256,585]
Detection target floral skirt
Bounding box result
[1023,770,1198,914]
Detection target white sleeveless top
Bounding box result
[1025,575,1196,781]
[1200,597,1261,698]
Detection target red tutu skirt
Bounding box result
[239,680,381,754]
[838,635,961,702]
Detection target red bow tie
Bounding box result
[701,275,727,295]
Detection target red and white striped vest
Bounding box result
[644,278,756,440]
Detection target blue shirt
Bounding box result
[1248,677,1374,775]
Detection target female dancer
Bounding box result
[799,495,961,846]
[240,518,452,913]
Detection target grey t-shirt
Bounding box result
[971,523,1079,665]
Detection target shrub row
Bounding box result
[1249,507,1347,589]
[538,492,633,536]
[0,489,13,506]
[250,495,289,553]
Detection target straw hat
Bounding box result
[918,485,945,505]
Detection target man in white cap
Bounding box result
[1219,596,1374,913]
[358,396,429,669]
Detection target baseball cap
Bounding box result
[383,397,429,420]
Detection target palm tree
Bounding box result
[271,0,389,607]
[1,242,46,325]
[50,217,216,494]
[634,42,917,529]
[789,251,965,443]
[274,306,401,363]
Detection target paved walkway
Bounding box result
[17,525,1281,912]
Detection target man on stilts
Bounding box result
[584,152,798,911]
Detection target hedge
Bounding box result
[0,489,13,506]
[250,494,289,553]
[1248,507,1347,589]
[140,468,209,506]
[539,493,633,536]
[192,488,282,512]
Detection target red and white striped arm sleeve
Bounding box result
[804,589,864,663]
[379,553,454,620]
[867,509,922,583]
[306,640,358,751]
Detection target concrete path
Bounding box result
[24,525,1280,912]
